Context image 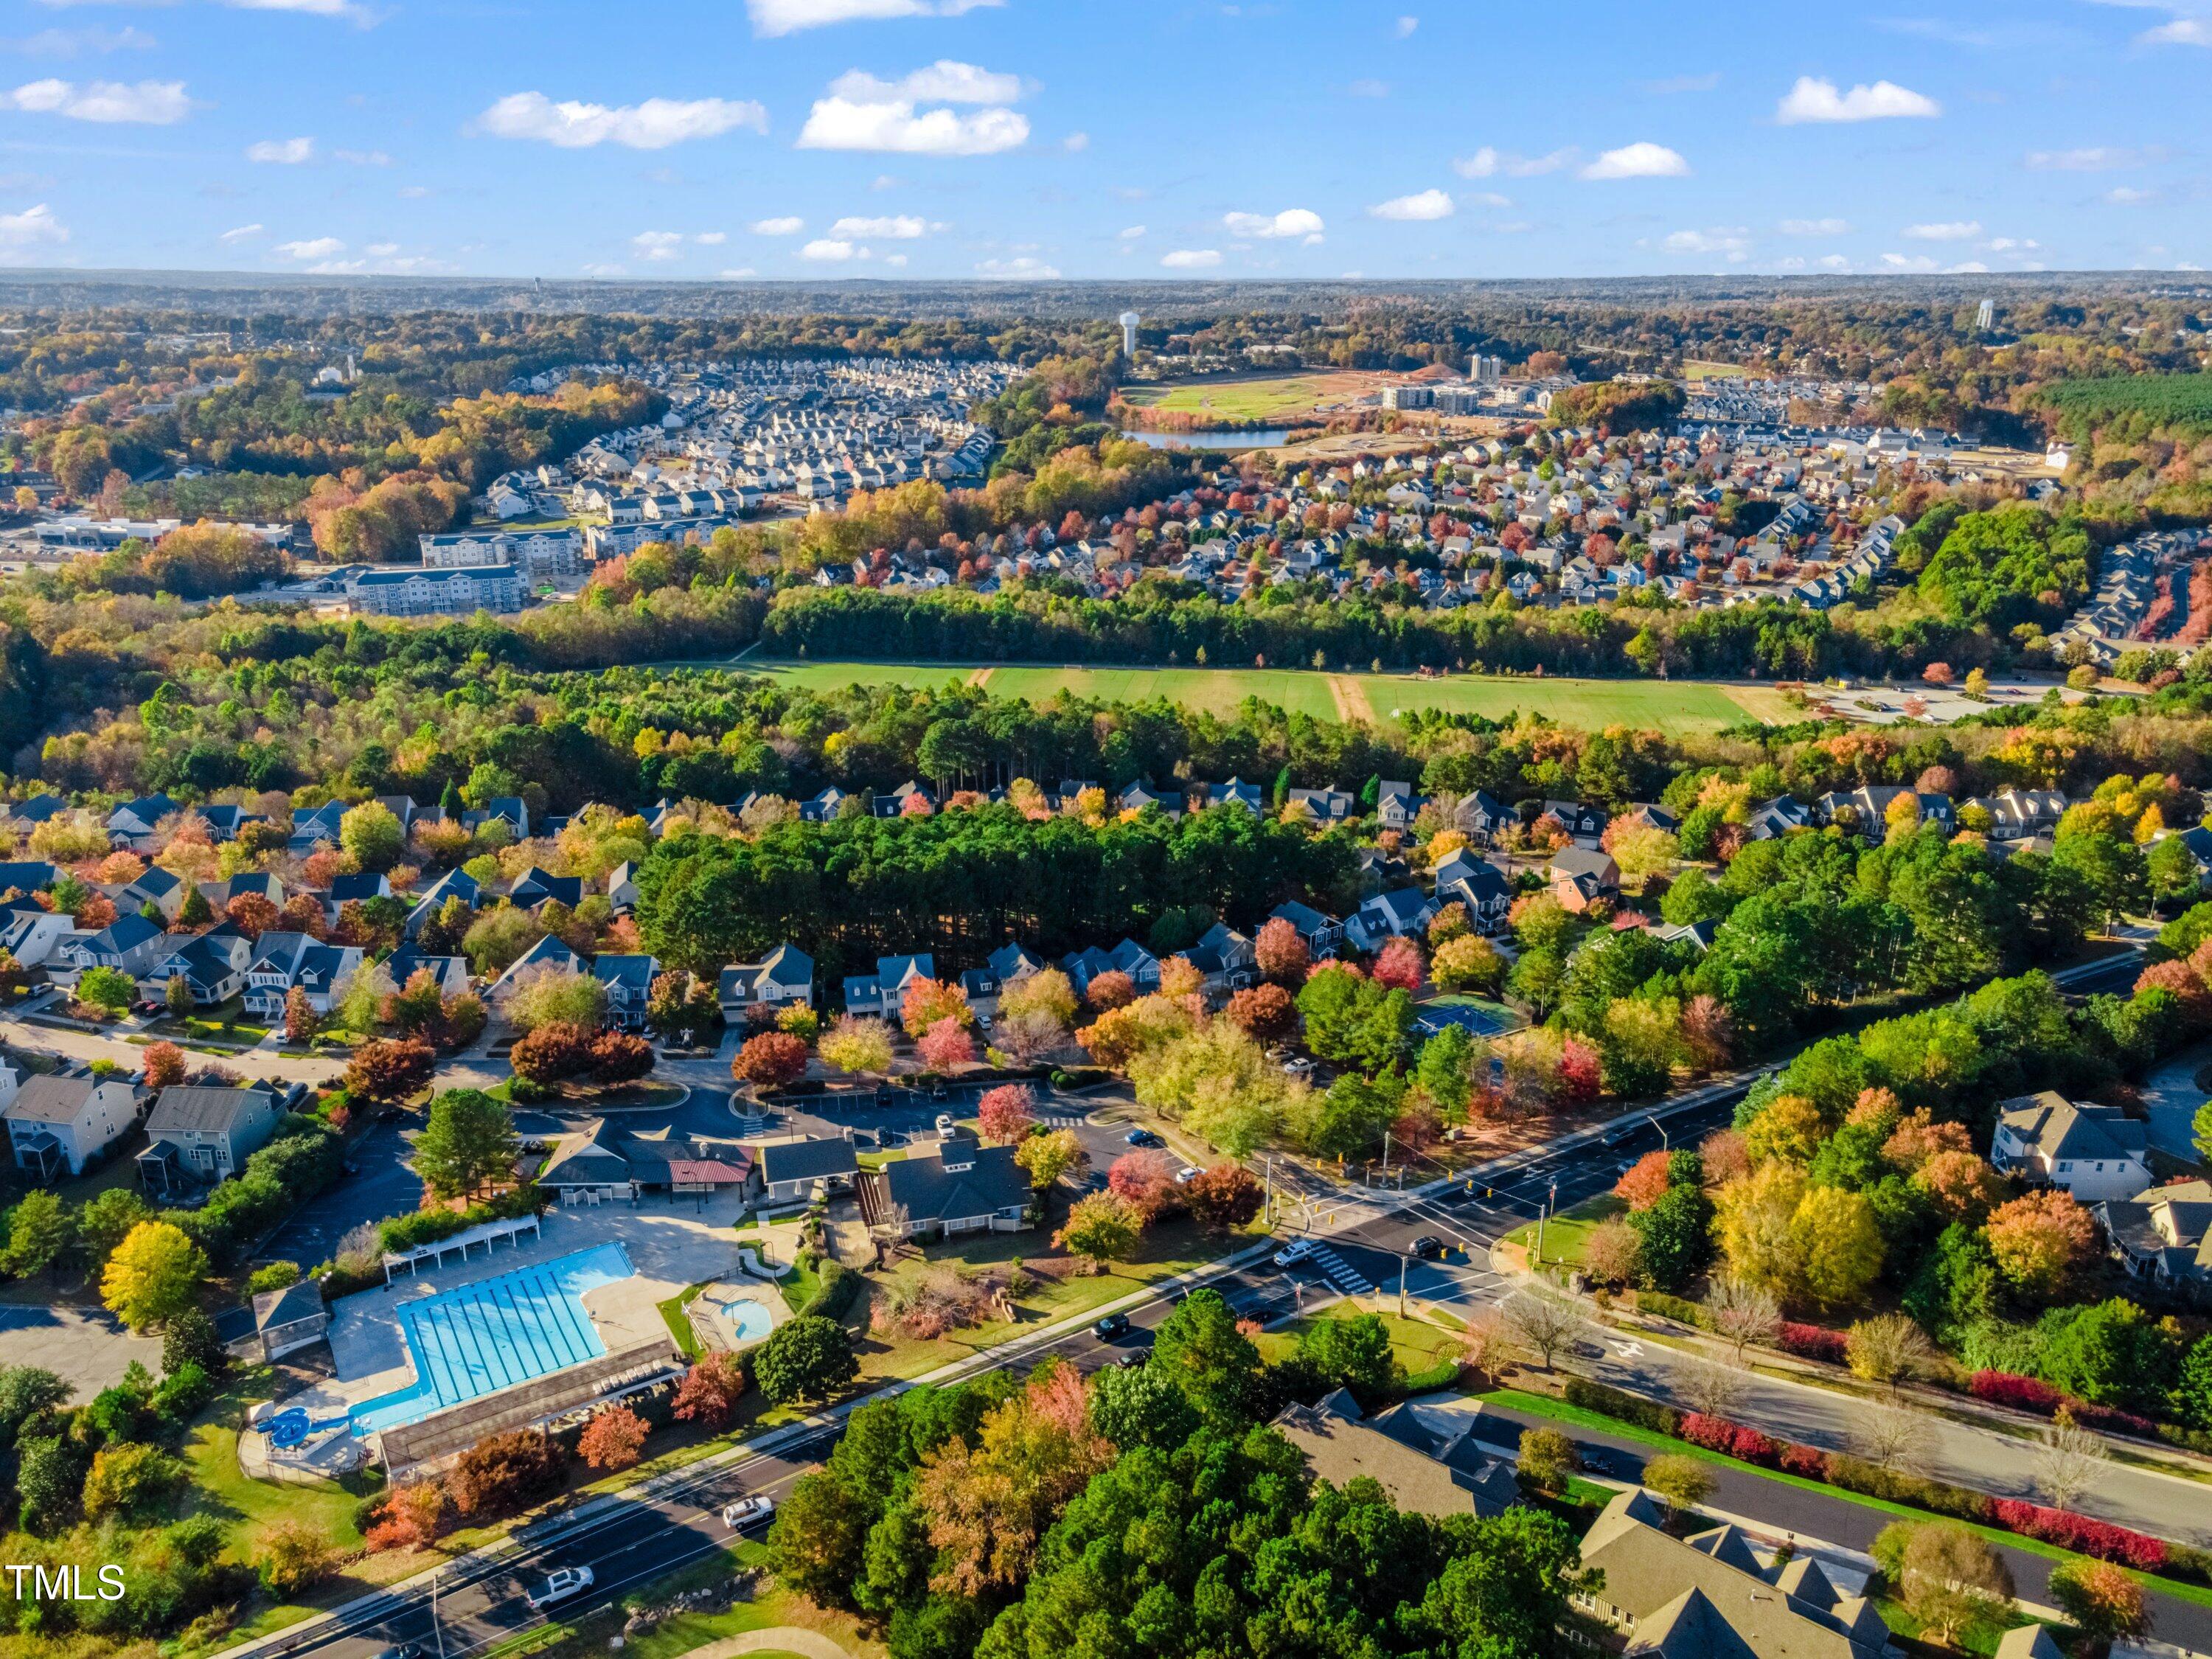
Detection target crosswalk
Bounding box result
[1301,1242,1374,1295]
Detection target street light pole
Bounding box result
[1649,1113,1667,1150]
[1398,1251,1408,1318]
[431,1569,445,1659]
[1534,1180,1555,1265]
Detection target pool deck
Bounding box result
[301,1190,756,1426]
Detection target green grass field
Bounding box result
[1116,371,1373,422]
[728,658,1784,734]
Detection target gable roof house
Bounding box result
[1432,852,1514,934]
[49,912,169,984]
[1346,887,1439,952]
[137,1084,286,1199]
[1376,782,1427,832]
[2100,1178,2212,1302]
[242,933,366,1018]
[288,801,347,856]
[403,868,479,940]
[1547,846,1621,913]
[593,953,660,1030]
[843,952,936,1017]
[138,933,249,1007]
[105,793,179,851]
[1060,938,1161,997]
[536,1117,754,1205]
[1268,900,1343,956]
[0,900,77,968]
[1286,787,1357,827]
[324,871,392,924]
[506,867,583,911]
[1992,1091,2150,1203]
[1186,923,1257,992]
[1445,790,1515,844]
[1197,777,1265,815]
[1540,799,1610,843]
[720,945,815,1023]
[1272,1392,1518,1520]
[487,935,590,1020]
[858,1138,1032,1239]
[384,945,472,998]
[1745,796,1813,841]
[5,1071,136,1181]
[1571,1488,1898,1657]
[607,861,641,913]
[112,864,187,922]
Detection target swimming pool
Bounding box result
[717,1296,774,1345]
[351,1242,635,1437]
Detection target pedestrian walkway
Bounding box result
[1304,1242,1373,1295]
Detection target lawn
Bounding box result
[1502,1194,1625,1270]
[658,1282,708,1359]
[846,1210,1256,1382]
[1115,370,1379,423]
[1253,1306,1465,1377]
[726,658,1790,734]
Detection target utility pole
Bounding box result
[1264,1155,1274,1227]
[1534,1181,1555,1265]
[1398,1252,1408,1318]
[432,1569,445,1659]
[1381,1128,1391,1183]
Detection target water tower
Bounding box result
[1119,310,1141,357]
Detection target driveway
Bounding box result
[2138,1040,2208,1162]
[0,1304,163,1394]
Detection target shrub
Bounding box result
[1969,1369,2064,1415]
[1778,1322,1849,1364]
[451,1429,566,1519]
[1779,1443,1829,1478]
[1988,1500,2167,1569]
[1564,1377,1681,1436]
[1636,1290,1706,1328]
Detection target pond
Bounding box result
[1119,428,1290,451]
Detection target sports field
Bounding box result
[726,658,1792,734]
[1116,369,1390,424]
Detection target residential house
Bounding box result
[324,871,392,925]
[1745,796,1813,841]
[843,953,938,1017]
[751,1135,860,1206]
[2102,1179,2212,1301]
[4,1071,136,1180]
[1431,851,1513,935]
[1547,846,1621,912]
[1186,922,1257,992]
[1569,1487,1898,1656]
[1287,787,1357,827]
[0,899,76,967]
[137,932,249,1007]
[1268,900,1344,956]
[105,793,179,851]
[0,859,60,898]
[857,1137,1032,1239]
[49,913,170,985]
[594,953,660,1031]
[1816,785,1953,843]
[464,796,529,839]
[1118,780,1182,818]
[1992,1092,2151,1203]
[110,865,187,923]
[1446,789,1514,844]
[137,1084,287,1197]
[1376,782,1426,832]
[960,940,1047,1007]
[872,779,938,818]
[404,869,479,940]
[1272,1392,1517,1520]
[1060,939,1161,997]
[384,944,472,998]
[507,867,583,911]
[1346,887,1439,951]
[719,945,815,1024]
[1540,799,1610,842]
[199,872,285,917]
[243,933,366,1018]
[487,935,589,1020]
[288,801,347,855]
[1197,777,1265,814]
[1969,787,2067,843]
[607,862,640,913]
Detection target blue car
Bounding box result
[1124,1128,1164,1148]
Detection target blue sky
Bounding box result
[0,0,2205,280]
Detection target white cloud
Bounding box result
[275,236,344,260]
[746,0,1003,36]
[580,262,627,276]
[1780,216,1849,234]
[1661,226,1750,257]
[828,213,927,237]
[1368,188,1453,220]
[750,215,804,235]
[219,222,262,243]
[1902,219,1980,240]
[0,203,66,261]
[2106,186,2157,204]
[1986,236,2038,251]
[1774,75,1940,123]
[1117,224,1145,240]
[476,91,768,150]
[1818,253,1849,271]
[366,241,398,256]
[1160,248,1221,269]
[2024,145,2162,171]
[1062,131,1088,150]
[1223,207,1324,240]
[976,255,1060,277]
[2139,15,2212,45]
[632,230,686,260]
[1453,145,1573,178]
[798,94,1026,154]
[1394,15,1418,36]
[697,230,726,245]
[0,77,190,123]
[799,237,859,260]
[1579,142,1689,179]
[720,266,757,278]
[1947,260,1989,273]
[1879,251,1938,270]
[333,147,390,165]
[4,26,156,56]
[829,61,1022,105]
[246,136,313,164]
[220,0,368,18]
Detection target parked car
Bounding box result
[1124,1128,1164,1148]
[1093,1311,1130,1339]
[721,1495,776,1530]
[1281,1057,1315,1075]
[525,1567,594,1610]
[1273,1239,1315,1270]
[934,1113,958,1135]
[1174,1165,1200,1184]
[1114,1350,1147,1368]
